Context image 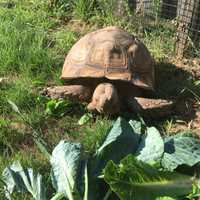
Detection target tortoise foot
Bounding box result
[87,83,120,115]
[129,97,175,118]
[41,85,92,102]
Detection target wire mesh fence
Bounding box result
[127,0,200,58]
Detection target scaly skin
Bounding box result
[87,83,120,115]
[42,85,92,102]
[42,84,174,117]
[127,97,174,118]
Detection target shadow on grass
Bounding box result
[154,61,199,122]
[155,62,196,97]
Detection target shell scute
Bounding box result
[61,26,154,90]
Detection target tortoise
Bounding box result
[43,26,173,117]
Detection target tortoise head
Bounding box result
[87,83,120,115]
[127,39,155,91]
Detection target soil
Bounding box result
[165,57,200,134]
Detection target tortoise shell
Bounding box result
[61,26,155,90]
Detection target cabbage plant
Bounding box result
[3,100,200,200]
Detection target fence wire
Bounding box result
[129,0,200,58]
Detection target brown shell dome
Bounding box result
[61,26,155,90]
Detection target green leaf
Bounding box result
[95,117,140,175]
[0,118,9,127]
[32,80,45,86]
[2,161,46,200]
[97,117,140,154]
[187,184,200,199]
[156,197,176,200]
[45,100,56,115]
[128,119,144,135]
[50,141,83,200]
[136,127,164,164]
[83,161,88,200]
[7,100,21,114]
[34,139,51,160]
[78,113,93,125]
[161,132,200,171]
[50,192,65,200]
[45,99,74,117]
[104,155,194,200]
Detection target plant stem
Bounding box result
[103,189,112,200]
[83,161,88,200]
[50,192,65,200]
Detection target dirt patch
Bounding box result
[171,57,200,78]
[155,58,200,134]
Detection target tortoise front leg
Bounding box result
[42,85,92,102]
[87,83,120,115]
[127,97,174,118]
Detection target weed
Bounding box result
[4,79,37,112]
[143,22,176,60]
[73,0,97,21]
[90,0,120,26]
[82,117,112,154]
[53,29,79,56]
[180,78,200,102]
[47,0,74,20]
[163,119,174,135]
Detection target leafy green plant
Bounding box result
[104,155,195,200]
[161,132,200,171]
[135,126,164,164]
[7,99,50,159]
[2,161,46,200]
[45,99,74,117]
[94,118,141,175]
[2,140,88,200]
[78,113,93,125]
[50,141,83,200]
[3,116,200,200]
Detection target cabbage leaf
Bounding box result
[104,155,194,200]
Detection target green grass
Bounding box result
[0,2,53,75]
[0,0,199,199]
